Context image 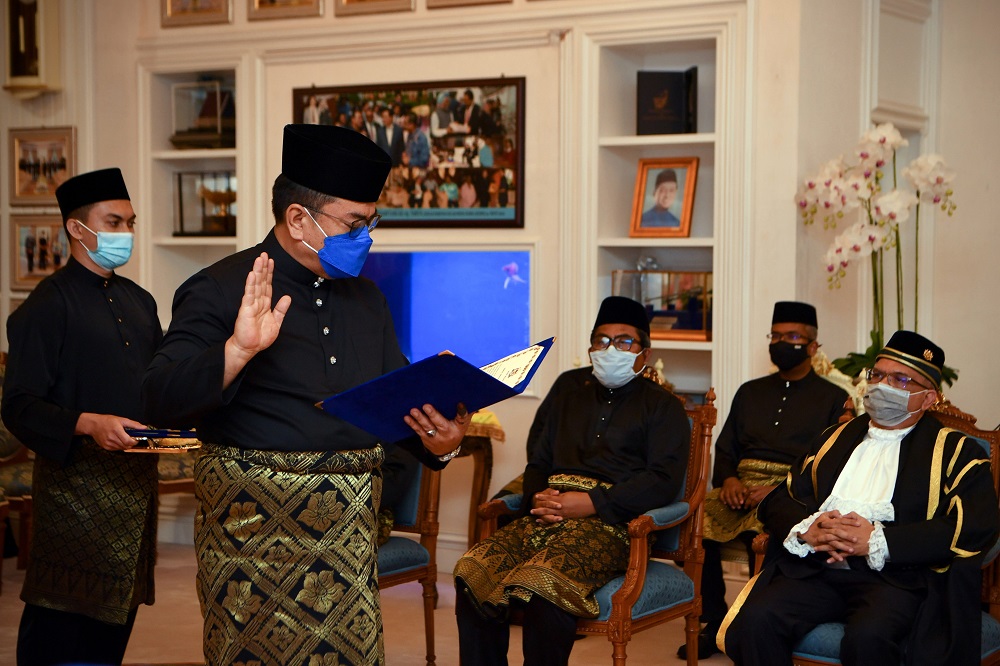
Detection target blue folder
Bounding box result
[318,337,554,443]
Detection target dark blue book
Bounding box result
[318,337,554,443]
[636,67,698,135]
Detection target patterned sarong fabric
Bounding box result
[195,443,385,666]
[702,458,790,543]
[21,437,158,624]
[454,474,630,619]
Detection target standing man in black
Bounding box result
[679,301,850,659]
[2,168,162,666]
[142,124,469,665]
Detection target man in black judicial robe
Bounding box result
[720,331,1000,666]
[681,301,851,659]
[2,168,162,666]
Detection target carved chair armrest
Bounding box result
[476,494,522,543]
[612,501,694,613]
[751,533,769,575]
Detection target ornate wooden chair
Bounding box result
[477,389,717,665]
[0,487,9,594]
[376,462,442,666]
[748,400,1000,665]
[0,352,33,571]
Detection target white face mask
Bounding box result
[863,382,927,427]
[589,347,643,389]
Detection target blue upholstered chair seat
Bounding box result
[0,461,31,497]
[377,535,431,576]
[790,613,1000,664]
[594,560,695,621]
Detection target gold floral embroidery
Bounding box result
[222,580,262,624]
[348,532,369,557]
[225,501,263,541]
[349,613,376,638]
[308,654,341,666]
[298,491,345,533]
[270,624,295,651]
[264,542,291,567]
[295,571,346,613]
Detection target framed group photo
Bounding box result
[9,126,76,206]
[629,157,699,238]
[160,0,232,27]
[333,0,413,15]
[292,76,525,229]
[11,215,69,290]
[248,0,322,20]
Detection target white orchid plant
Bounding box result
[795,122,958,384]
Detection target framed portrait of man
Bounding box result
[629,157,699,238]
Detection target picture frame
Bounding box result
[9,126,76,206]
[612,269,712,342]
[248,0,322,20]
[292,77,525,229]
[11,215,70,291]
[629,157,699,238]
[333,0,413,16]
[160,0,232,27]
[428,0,510,8]
[4,0,61,97]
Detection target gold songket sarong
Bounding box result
[453,474,630,619]
[195,443,385,666]
[21,437,159,624]
[702,458,790,543]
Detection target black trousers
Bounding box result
[700,533,756,628]
[456,583,579,666]
[17,603,138,666]
[724,566,925,666]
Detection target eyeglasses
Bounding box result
[866,367,930,391]
[304,206,380,239]
[590,333,643,353]
[766,332,814,345]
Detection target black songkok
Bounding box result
[877,330,945,390]
[55,168,130,222]
[281,124,391,203]
[772,301,818,328]
[594,296,650,336]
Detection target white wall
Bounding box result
[934,0,1000,427]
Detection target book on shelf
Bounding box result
[636,67,697,135]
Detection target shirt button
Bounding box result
[330,356,337,364]
[778,409,783,413]
[782,396,787,401]
[313,281,322,288]
[118,318,123,323]
[323,326,330,335]
[108,297,114,303]
[315,298,323,307]
[774,421,780,426]
[124,341,130,347]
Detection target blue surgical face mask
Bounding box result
[302,209,373,279]
[589,346,643,389]
[863,382,927,427]
[76,220,133,270]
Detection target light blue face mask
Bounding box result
[301,209,373,279]
[76,220,134,270]
[589,346,643,389]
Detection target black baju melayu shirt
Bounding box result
[142,230,441,467]
[521,367,691,526]
[711,369,849,487]
[3,257,162,464]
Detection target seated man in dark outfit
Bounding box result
[720,330,1000,666]
[680,301,851,659]
[453,296,691,666]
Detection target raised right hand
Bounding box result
[224,253,291,386]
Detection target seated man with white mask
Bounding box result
[453,296,691,666]
[720,330,1000,666]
